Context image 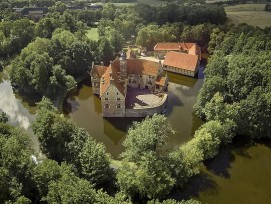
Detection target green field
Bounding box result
[86,28,99,41]
[225,4,271,28]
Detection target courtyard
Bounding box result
[125,87,165,109]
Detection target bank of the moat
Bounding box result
[63,72,204,157]
[1,71,271,203]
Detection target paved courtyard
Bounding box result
[125,87,164,109]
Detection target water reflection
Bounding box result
[0,80,35,130]
[168,136,271,204]
[0,77,39,153]
[63,73,204,158]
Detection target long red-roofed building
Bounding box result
[153,42,201,77]
[153,42,201,60]
[163,51,200,77]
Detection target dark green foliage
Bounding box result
[180,24,215,47]
[32,98,113,185]
[0,19,34,57]
[97,37,114,65]
[0,120,34,203]
[148,199,201,204]
[0,111,8,123]
[9,29,94,97]
[136,24,180,50]
[118,114,203,199]
[195,25,271,139]
[121,114,174,162]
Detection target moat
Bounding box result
[1,71,271,203]
[63,72,204,157]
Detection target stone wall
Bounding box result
[101,85,125,117]
[125,94,168,117]
[164,65,198,77]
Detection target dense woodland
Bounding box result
[0,0,271,203]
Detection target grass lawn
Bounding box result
[86,28,99,41]
[225,4,271,28]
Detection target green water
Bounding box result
[63,72,204,158]
[171,139,271,204]
[1,71,271,203]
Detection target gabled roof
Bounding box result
[92,65,107,78]
[100,61,126,97]
[154,43,195,51]
[99,58,162,97]
[163,51,199,71]
[126,59,160,76]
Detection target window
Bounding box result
[117,92,119,95]
[117,104,121,108]
[104,104,109,108]
[106,92,109,95]
[105,98,109,101]
[116,98,121,101]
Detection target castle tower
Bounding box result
[119,52,127,80]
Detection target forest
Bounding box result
[0,0,271,203]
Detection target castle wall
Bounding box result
[91,74,101,95]
[125,94,167,117]
[127,74,156,90]
[163,63,199,77]
[101,85,125,117]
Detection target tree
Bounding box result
[108,28,124,53]
[97,37,114,65]
[180,24,214,47]
[78,138,113,185]
[117,114,203,199]
[32,99,113,184]
[0,111,8,123]
[121,114,174,162]
[117,154,176,199]
[43,164,97,204]
[148,199,201,204]
[49,1,66,14]
[77,10,95,26]
[0,121,35,203]
[33,159,61,199]
[101,3,116,20]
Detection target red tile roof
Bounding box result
[163,51,199,71]
[92,65,107,78]
[99,67,111,97]
[99,59,162,97]
[154,43,195,51]
[126,59,160,76]
[100,60,126,97]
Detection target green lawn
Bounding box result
[86,28,99,41]
[225,4,271,28]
